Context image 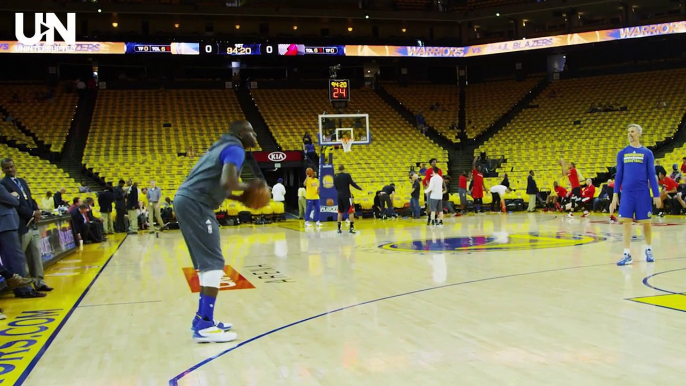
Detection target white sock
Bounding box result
[624,248,631,255]
[645,245,652,251]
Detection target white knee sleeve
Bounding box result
[200,270,224,288]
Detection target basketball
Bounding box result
[244,187,271,209]
[306,167,314,177]
[326,198,334,206]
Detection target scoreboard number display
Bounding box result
[328,79,350,102]
[200,43,279,56]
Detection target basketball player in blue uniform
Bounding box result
[175,120,265,343]
[610,124,662,266]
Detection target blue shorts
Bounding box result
[618,189,653,221]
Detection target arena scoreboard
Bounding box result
[2,20,686,57]
[328,79,350,102]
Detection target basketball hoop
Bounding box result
[340,138,353,152]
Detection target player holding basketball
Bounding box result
[611,124,661,266]
[175,120,266,343]
[334,165,362,234]
[304,168,322,227]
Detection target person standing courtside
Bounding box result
[423,158,443,224]
[334,165,363,234]
[1,158,52,292]
[0,183,44,298]
[458,171,468,215]
[297,185,306,219]
[471,157,486,214]
[147,181,166,233]
[98,185,115,235]
[424,166,444,226]
[126,182,139,234]
[114,179,127,232]
[272,178,286,205]
[410,173,421,218]
[526,170,539,212]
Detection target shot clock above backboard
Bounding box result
[328,79,350,102]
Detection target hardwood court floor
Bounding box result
[14,213,686,386]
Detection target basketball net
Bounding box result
[340,138,353,152]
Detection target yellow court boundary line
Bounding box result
[0,235,127,385]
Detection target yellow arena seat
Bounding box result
[0,122,37,149]
[271,201,285,214]
[478,69,686,193]
[0,144,81,204]
[0,85,77,153]
[84,89,260,198]
[384,77,541,140]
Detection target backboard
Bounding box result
[317,113,370,147]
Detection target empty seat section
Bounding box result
[477,69,686,192]
[84,89,256,197]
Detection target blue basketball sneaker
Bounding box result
[191,315,233,332]
[192,318,237,343]
[645,249,654,263]
[617,253,633,266]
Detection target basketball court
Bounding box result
[3,213,686,385]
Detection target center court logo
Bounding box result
[379,231,607,253]
[15,13,76,45]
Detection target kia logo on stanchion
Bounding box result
[267,152,287,162]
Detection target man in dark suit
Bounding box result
[70,203,100,244]
[0,183,45,298]
[98,186,115,235]
[114,179,127,233]
[126,181,139,234]
[85,197,106,241]
[1,158,52,292]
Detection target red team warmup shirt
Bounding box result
[581,185,595,200]
[423,167,443,188]
[458,175,467,189]
[554,186,568,198]
[567,167,580,189]
[471,169,484,198]
[659,176,679,192]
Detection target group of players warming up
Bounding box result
[174,121,661,343]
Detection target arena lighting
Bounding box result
[112,22,118,28]
[348,27,353,32]
[174,23,179,28]
[402,28,407,33]
[97,8,101,13]
[293,25,298,30]
[496,12,500,16]
[235,24,240,29]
